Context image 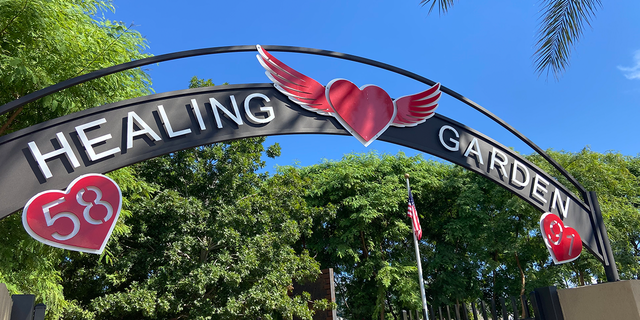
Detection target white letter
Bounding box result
[127,111,162,149]
[157,105,192,138]
[75,118,120,161]
[489,147,509,178]
[463,138,484,165]
[244,93,275,124]
[532,174,550,204]
[28,132,80,179]
[209,95,243,128]
[510,160,530,188]
[551,190,571,218]
[439,125,459,151]
[190,99,206,131]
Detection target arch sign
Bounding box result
[0,45,615,274]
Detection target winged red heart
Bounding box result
[539,212,582,264]
[22,174,122,254]
[256,45,441,146]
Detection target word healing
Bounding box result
[27,92,275,179]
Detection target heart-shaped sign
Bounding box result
[326,79,396,147]
[22,174,122,254]
[539,212,582,264]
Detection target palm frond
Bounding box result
[535,0,602,79]
[419,0,457,15]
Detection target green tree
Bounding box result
[58,78,332,320]
[0,0,153,318]
[527,149,640,282]
[299,153,446,319]
[419,0,602,78]
[297,150,639,318]
[0,0,152,135]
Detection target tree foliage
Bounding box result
[0,0,152,135]
[295,150,639,318]
[0,0,152,318]
[56,78,331,320]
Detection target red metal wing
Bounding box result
[256,45,332,115]
[391,83,441,127]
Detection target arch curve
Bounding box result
[0,84,606,262]
[0,45,587,200]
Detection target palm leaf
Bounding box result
[535,0,602,78]
[419,0,457,14]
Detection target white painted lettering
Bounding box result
[209,95,243,128]
[551,190,571,218]
[439,125,459,151]
[489,147,509,178]
[157,105,192,138]
[244,93,275,124]
[510,160,530,188]
[28,132,80,179]
[463,137,484,165]
[75,118,120,161]
[126,111,162,149]
[532,174,550,204]
[190,99,206,131]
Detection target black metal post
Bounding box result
[33,304,46,320]
[588,191,620,282]
[533,286,564,320]
[10,295,35,320]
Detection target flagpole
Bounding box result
[405,174,429,320]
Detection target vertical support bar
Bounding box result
[446,305,451,320]
[439,306,443,320]
[455,302,461,320]
[529,292,541,320]
[588,191,620,282]
[480,301,489,320]
[533,286,564,320]
[10,295,35,320]
[33,304,46,320]
[403,310,409,320]
[471,302,478,320]
[462,303,469,320]
[500,297,508,320]
[511,296,520,320]
[490,298,498,320]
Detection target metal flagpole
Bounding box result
[405,174,429,320]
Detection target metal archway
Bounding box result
[0,45,618,280]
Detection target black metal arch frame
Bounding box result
[0,45,588,201]
[0,45,618,281]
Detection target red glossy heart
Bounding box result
[22,174,122,254]
[326,79,395,146]
[539,212,582,264]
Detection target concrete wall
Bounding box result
[0,284,12,320]
[558,280,640,320]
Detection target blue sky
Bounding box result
[104,0,639,171]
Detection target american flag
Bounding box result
[407,190,422,240]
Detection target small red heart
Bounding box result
[22,174,122,254]
[539,212,582,264]
[326,79,395,146]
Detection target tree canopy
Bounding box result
[1,1,638,319]
[0,0,152,135]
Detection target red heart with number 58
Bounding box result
[22,174,122,254]
[539,212,582,264]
